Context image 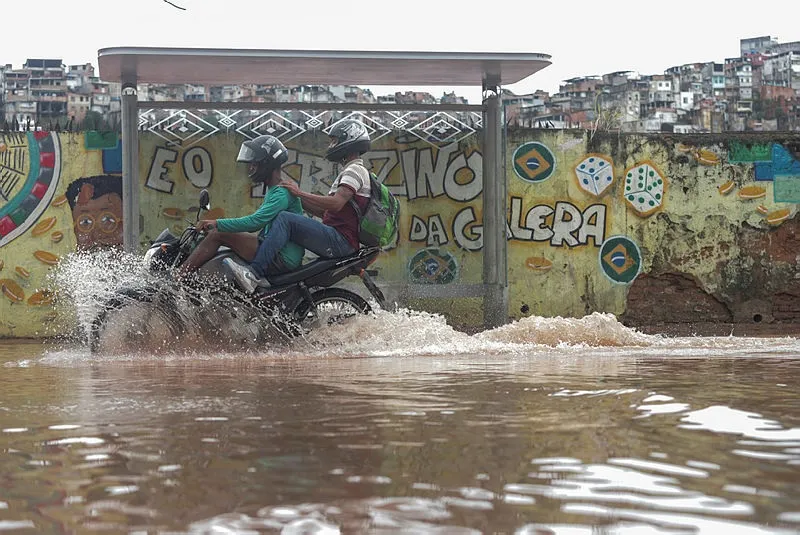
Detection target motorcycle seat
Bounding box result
[267,257,341,286]
[266,247,379,286]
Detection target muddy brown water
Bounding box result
[1,311,799,534]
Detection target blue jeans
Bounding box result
[250,212,355,277]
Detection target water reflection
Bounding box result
[0,340,798,533]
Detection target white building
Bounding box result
[762,51,800,91]
[678,91,695,111]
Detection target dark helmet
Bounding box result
[325,119,370,163]
[236,135,289,183]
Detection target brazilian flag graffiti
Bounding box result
[599,235,642,284]
[512,141,556,183]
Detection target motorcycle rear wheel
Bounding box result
[291,288,371,333]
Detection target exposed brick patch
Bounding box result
[622,272,732,324]
[741,218,800,264]
[773,290,800,322]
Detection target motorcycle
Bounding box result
[89,189,388,352]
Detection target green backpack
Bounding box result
[349,171,401,249]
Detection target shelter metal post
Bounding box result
[121,80,140,252]
[482,80,508,329]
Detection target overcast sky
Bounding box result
[4,0,798,102]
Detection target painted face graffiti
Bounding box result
[66,176,124,250]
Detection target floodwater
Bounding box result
[1,310,800,534]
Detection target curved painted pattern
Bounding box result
[0,132,62,247]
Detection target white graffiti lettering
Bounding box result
[452,206,483,251]
[183,147,213,188]
[401,147,440,199]
[421,200,607,251]
[509,197,532,241]
[409,216,428,242]
[578,204,606,247]
[293,150,335,193]
[399,144,482,202]
[552,202,582,247]
[525,205,555,242]
[146,147,178,193]
[143,144,607,252]
[444,151,482,202]
[513,198,607,247]
[408,214,449,246]
[364,150,399,190]
[251,182,267,198]
[428,215,448,246]
[147,144,482,203]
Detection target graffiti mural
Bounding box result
[508,197,606,247]
[1,128,800,336]
[0,133,75,336]
[774,178,800,204]
[676,142,722,166]
[0,132,62,247]
[622,161,666,217]
[770,144,800,203]
[512,142,556,183]
[737,185,767,200]
[750,143,800,184]
[524,256,552,273]
[574,154,614,197]
[727,141,772,163]
[65,175,124,250]
[408,247,459,285]
[599,236,642,285]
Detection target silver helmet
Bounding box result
[236,135,289,183]
[325,119,370,163]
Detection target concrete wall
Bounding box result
[0,131,122,337]
[506,131,800,331]
[1,129,799,337]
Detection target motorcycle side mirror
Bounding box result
[197,189,210,220]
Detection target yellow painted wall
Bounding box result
[2,130,799,337]
[505,131,799,326]
[0,132,111,337]
[138,132,484,284]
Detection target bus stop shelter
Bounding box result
[97,47,551,328]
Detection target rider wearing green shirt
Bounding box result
[214,185,304,269]
[180,135,304,275]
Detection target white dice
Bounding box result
[575,154,615,197]
[623,161,666,217]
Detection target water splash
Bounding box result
[476,312,656,347]
[44,249,800,362]
[292,309,659,359]
[297,308,477,356]
[51,249,149,340]
[50,249,290,354]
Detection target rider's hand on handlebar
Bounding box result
[197,219,217,232]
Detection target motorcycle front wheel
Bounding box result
[291,288,371,333]
[89,293,184,353]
